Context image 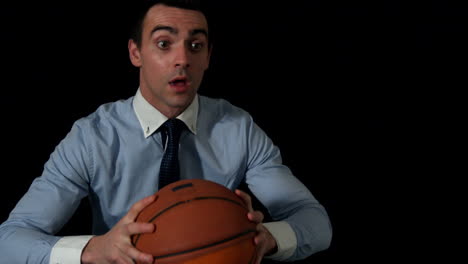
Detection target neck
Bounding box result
[139,88,190,119]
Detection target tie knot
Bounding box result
[163,118,186,139]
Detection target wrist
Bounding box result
[49,236,94,264]
[265,231,278,256]
[80,236,98,264]
[266,245,278,256]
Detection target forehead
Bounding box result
[143,4,208,34]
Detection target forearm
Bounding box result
[0,223,60,264]
[284,203,332,260]
[262,202,331,262]
[247,172,332,260]
[247,175,332,261]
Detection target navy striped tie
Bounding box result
[158,119,186,189]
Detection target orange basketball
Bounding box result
[132,179,257,264]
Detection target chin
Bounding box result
[169,96,193,109]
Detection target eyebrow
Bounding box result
[151,25,177,35]
[150,25,208,38]
[190,29,208,38]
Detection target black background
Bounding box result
[0,0,465,263]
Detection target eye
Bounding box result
[190,42,204,52]
[157,40,171,49]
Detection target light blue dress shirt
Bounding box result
[0,90,332,263]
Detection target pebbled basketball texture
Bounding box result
[132,179,257,264]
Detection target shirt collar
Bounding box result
[132,88,198,138]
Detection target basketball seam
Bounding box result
[153,229,256,260]
[132,196,247,247]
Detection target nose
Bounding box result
[174,45,190,69]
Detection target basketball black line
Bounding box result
[153,228,256,260]
[192,196,244,207]
[132,196,247,247]
[172,182,193,191]
[132,200,185,246]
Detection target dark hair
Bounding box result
[130,0,212,49]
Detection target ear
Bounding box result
[128,39,142,67]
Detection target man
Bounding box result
[0,1,332,263]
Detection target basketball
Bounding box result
[132,179,257,264]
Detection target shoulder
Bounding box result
[196,95,261,144]
[72,97,136,137]
[198,95,253,125]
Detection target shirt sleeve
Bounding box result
[244,116,333,261]
[49,236,94,264]
[0,120,93,263]
[263,221,297,261]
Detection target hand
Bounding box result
[235,189,278,264]
[81,194,157,264]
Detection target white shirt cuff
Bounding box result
[263,221,297,261]
[49,235,94,264]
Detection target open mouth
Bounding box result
[169,76,188,87]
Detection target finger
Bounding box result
[254,225,278,260]
[255,252,262,264]
[254,233,267,264]
[122,222,156,236]
[254,243,265,264]
[235,189,253,212]
[248,211,264,223]
[120,244,154,264]
[116,244,143,264]
[250,248,261,264]
[254,230,266,246]
[125,194,158,222]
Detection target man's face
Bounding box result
[129,4,211,117]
